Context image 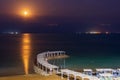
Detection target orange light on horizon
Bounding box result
[22,10,30,17]
[15,4,41,17]
[22,34,31,75]
[24,11,28,16]
[89,31,101,34]
[19,8,32,18]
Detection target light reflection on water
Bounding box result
[1,34,120,76]
[22,34,31,75]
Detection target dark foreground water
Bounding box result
[0,33,120,76]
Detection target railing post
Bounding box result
[67,73,69,80]
[61,72,63,79]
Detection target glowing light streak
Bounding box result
[22,34,31,75]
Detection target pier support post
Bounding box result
[61,72,63,79]
[50,68,52,75]
[41,65,43,70]
[49,53,50,57]
[53,53,54,57]
[50,53,52,57]
[46,67,47,74]
[67,74,69,80]
[37,61,39,66]
[51,53,53,57]
[48,53,50,57]
[40,64,42,69]
[42,65,44,71]
[74,75,76,80]
[81,77,84,80]
[56,68,59,73]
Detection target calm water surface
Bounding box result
[0,33,120,76]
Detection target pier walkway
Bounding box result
[34,51,120,80]
[34,51,66,75]
[61,69,99,80]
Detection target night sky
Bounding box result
[0,0,120,33]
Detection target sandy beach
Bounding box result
[0,74,67,80]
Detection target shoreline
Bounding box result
[0,73,90,80]
[0,74,66,80]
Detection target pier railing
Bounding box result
[34,51,68,76]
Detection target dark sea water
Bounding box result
[0,33,120,76]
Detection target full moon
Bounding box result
[19,8,32,17]
[24,11,28,16]
[17,6,35,18]
[23,10,29,17]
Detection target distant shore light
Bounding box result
[90,31,101,34]
[106,32,109,34]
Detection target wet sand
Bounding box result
[0,74,67,80]
[0,74,90,80]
